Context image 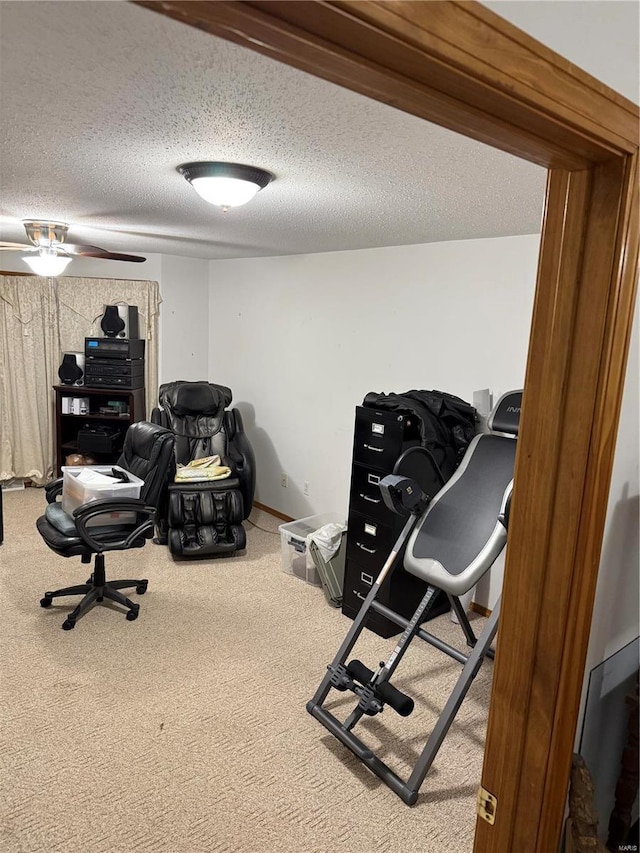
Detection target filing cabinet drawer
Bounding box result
[353,408,419,470]
[343,554,449,637]
[349,464,389,522]
[343,566,376,609]
[346,510,398,573]
[342,563,398,638]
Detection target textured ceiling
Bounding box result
[0,1,547,259]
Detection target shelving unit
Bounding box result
[54,385,145,475]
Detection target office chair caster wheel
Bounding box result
[62,618,76,631]
[40,595,53,608]
[136,582,148,595]
[126,609,139,621]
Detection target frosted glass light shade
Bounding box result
[178,162,274,210]
[190,176,262,208]
[23,250,72,276]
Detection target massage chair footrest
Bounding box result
[168,523,246,556]
[167,479,246,556]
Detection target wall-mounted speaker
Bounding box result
[100,304,140,339]
[58,352,85,386]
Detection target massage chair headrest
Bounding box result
[159,381,232,416]
[488,390,523,436]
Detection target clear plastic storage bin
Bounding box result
[61,465,144,527]
[279,512,344,586]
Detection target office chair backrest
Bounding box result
[116,421,175,507]
[155,381,233,463]
[403,390,522,596]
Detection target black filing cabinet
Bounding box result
[342,406,447,638]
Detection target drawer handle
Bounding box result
[357,542,376,554]
[363,444,383,453]
[359,493,381,504]
[354,590,366,601]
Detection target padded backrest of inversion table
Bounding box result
[403,390,521,597]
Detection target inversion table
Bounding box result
[307,390,522,804]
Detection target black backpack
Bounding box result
[362,389,477,484]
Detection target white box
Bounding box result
[279,513,344,586]
[61,465,144,527]
[71,397,90,415]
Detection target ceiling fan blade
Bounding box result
[60,243,146,263]
[0,241,34,251]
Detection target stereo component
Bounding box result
[85,337,145,359]
[84,356,145,390]
[57,352,85,386]
[85,358,144,378]
[83,374,144,390]
[100,304,140,339]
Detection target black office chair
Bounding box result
[307,390,522,804]
[151,380,256,557]
[36,421,175,630]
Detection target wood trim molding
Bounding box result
[132,3,639,850]
[252,500,294,523]
[135,0,638,167]
[470,601,492,619]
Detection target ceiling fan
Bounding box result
[0,221,146,275]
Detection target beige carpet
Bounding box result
[0,488,493,853]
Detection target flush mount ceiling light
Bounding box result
[177,162,274,211]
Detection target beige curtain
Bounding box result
[0,276,60,483]
[0,275,160,484]
[55,277,161,410]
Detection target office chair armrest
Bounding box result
[45,478,64,503]
[73,498,157,552]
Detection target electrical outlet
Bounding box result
[304,481,310,496]
[281,472,288,488]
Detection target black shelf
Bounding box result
[61,413,131,421]
[54,385,145,475]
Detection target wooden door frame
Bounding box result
[134,2,639,849]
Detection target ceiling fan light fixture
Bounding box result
[23,248,72,277]
[178,162,274,209]
[22,220,69,248]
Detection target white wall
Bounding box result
[0,252,210,388]
[209,233,539,578]
[157,254,209,385]
[587,313,640,669]
[576,303,639,838]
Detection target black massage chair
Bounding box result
[151,380,256,557]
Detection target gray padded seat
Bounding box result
[404,432,516,595]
